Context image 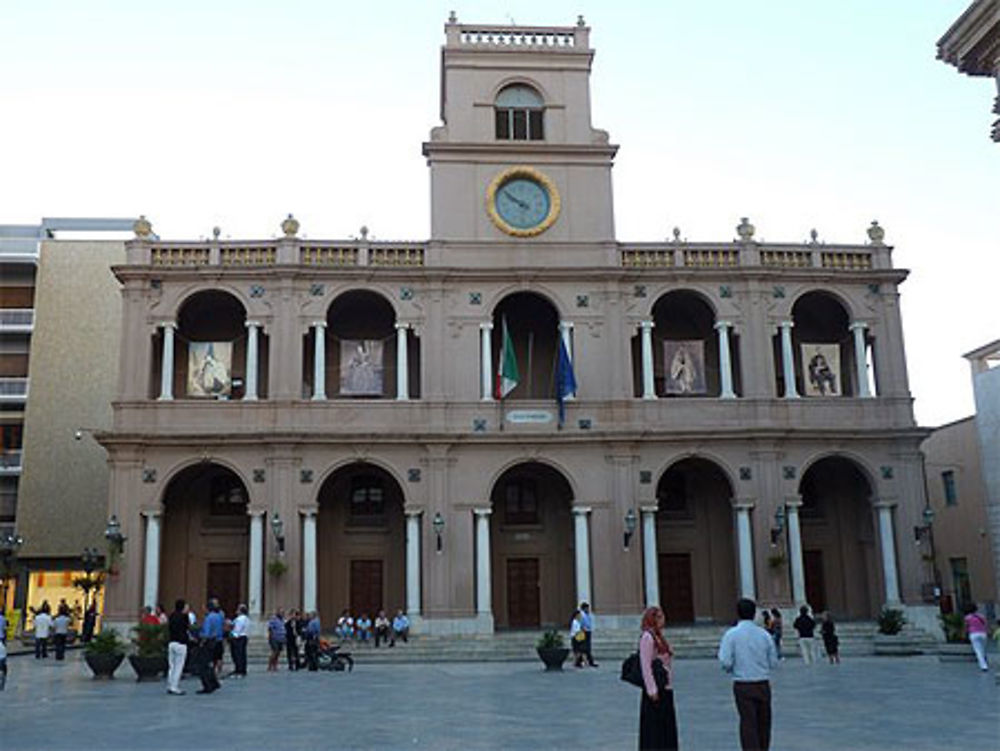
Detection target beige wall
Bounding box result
[18,240,124,559]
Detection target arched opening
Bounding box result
[489,462,574,628]
[798,456,879,618]
[777,291,864,397]
[633,290,741,397]
[152,290,269,399]
[495,84,544,141]
[316,463,406,623]
[491,293,561,400]
[303,290,420,399]
[160,463,249,617]
[654,457,737,623]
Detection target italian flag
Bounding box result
[496,316,520,399]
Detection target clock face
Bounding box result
[486,166,561,237]
[495,177,550,230]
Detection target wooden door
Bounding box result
[659,553,695,623]
[804,550,826,613]
[506,558,540,628]
[206,562,242,618]
[350,559,384,618]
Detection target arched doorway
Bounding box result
[798,456,878,618]
[316,463,406,622]
[490,462,574,628]
[160,463,250,617]
[655,457,737,623]
[491,293,560,399]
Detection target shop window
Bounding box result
[495,85,544,141]
[504,479,539,525]
[942,470,957,506]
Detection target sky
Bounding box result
[2,0,995,427]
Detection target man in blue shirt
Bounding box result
[304,611,321,671]
[579,602,598,667]
[718,598,779,751]
[196,599,224,694]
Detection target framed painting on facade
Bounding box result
[801,343,840,396]
[187,342,232,397]
[664,340,706,395]
[340,340,385,395]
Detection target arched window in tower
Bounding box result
[495,84,544,140]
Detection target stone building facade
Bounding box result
[102,18,931,633]
[938,0,1000,142]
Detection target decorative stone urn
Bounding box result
[281,213,300,237]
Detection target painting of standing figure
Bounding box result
[664,340,706,395]
[188,342,232,397]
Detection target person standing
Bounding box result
[267,609,285,672]
[769,609,783,660]
[719,598,779,751]
[166,599,190,695]
[229,604,249,678]
[963,603,990,672]
[196,599,223,694]
[33,604,52,659]
[304,611,321,671]
[81,602,97,643]
[820,612,840,664]
[284,609,300,669]
[579,602,598,667]
[569,609,585,668]
[52,608,71,661]
[638,606,678,751]
[792,605,816,665]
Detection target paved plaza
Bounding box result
[1,653,997,750]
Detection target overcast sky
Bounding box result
[2,1,995,427]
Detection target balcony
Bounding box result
[0,238,39,265]
[0,309,34,333]
[0,450,22,476]
[620,241,890,272]
[0,378,29,403]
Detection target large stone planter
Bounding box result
[84,652,125,679]
[128,654,168,681]
[536,646,570,671]
[938,642,976,662]
[872,633,923,656]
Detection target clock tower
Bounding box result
[422,15,618,262]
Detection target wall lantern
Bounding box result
[432,512,445,553]
[104,515,126,553]
[623,508,637,550]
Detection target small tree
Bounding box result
[876,607,906,635]
[938,612,966,644]
[131,623,168,658]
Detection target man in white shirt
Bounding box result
[719,598,779,751]
[229,604,250,678]
[33,606,53,660]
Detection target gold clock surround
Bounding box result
[486,166,561,237]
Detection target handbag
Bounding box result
[620,652,643,687]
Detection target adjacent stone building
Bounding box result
[938,0,1000,142]
[101,17,932,633]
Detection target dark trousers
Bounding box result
[230,636,247,675]
[583,631,596,665]
[198,641,221,693]
[0,657,7,690]
[304,639,319,671]
[375,626,390,647]
[34,637,48,659]
[733,680,771,751]
[639,689,678,751]
[286,639,299,670]
[54,634,67,660]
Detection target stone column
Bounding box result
[785,497,806,605]
[247,510,264,617]
[158,322,176,400]
[639,320,656,399]
[396,323,409,401]
[141,510,161,609]
[640,506,659,608]
[715,320,736,399]
[876,500,901,604]
[734,501,756,600]
[778,321,799,398]
[301,509,318,613]
[405,510,422,616]
[573,506,592,605]
[244,321,260,401]
[311,322,326,400]
[474,508,492,615]
[850,322,872,398]
[479,322,493,401]
[559,320,575,399]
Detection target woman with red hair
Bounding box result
[638,606,678,750]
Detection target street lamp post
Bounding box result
[0,531,24,609]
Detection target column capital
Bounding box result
[848,320,870,331]
[783,495,803,508]
[479,321,494,331]
[714,320,733,330]
[298,506,319,518]
[472,507,493,517]
[639,505,659,515]
[312,320,327,329]
[404,506,425,518]
[245,319,262,329]
[873,497,897,510]
[558,320,575,331]
[731,497,755,511]
[158,320,177,330]
[638,319,655,330]
[571,505,592,515]
[394,321,411,331]
[140,509,162,519]
[247,508,266,518]
[777,319,794,330]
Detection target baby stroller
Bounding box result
[317,638,354,672]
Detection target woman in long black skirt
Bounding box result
[638,606,679,750]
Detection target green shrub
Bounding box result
[876,607,906,635]
[85,628,125,656]
[536,629,565,649]
[131,623,167,658]
[938,612,967,644]
[267,559,288,577]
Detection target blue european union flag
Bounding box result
[556,336,577,428]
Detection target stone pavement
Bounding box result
[1,653,996,750]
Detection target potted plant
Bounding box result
[937,611,974,662]
[84,628,126,678]
[536,629,569,671]
[873,607,919,655]
[267,558,288,578]
[128,622,168,681]
[767,552,787,570]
